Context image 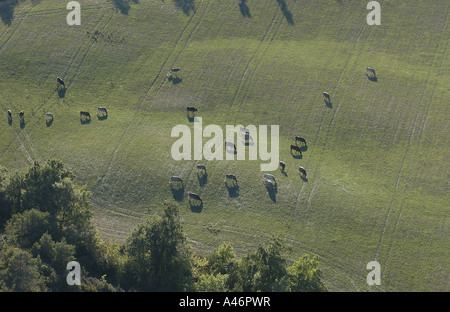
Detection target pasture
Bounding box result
[0,0,448,291]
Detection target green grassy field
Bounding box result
[0,0,448,291]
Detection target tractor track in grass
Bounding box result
[5,7,112,162]
[378,7,449,274]
[0,2,31,42]
[292,7,375,215]
[30,7,110,119]
[228,3,280,115]
[0,3,32,55]
[182,221,377,291]
[93,0,208,197]
[126,0,213,198]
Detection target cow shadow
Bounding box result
[266,185,277,202]
[239,0,251,17]
[168,75,182,85]
[186,111,196,122]
[300,145,308,152]
[291,152,302,159]
[20,118,25,129]
[325,99,332,108]
[197,172,208,186]
[300,176,308,182]
[367,75,378,82]
[80,118,91,124]
[277,0,294,25]
[173,0,196,15]
[109,0,133,15]
[46,119,53,127]
[97,115,108,121]
[226,184,239,197]
[189,200,203,213]
[57,87,66,98]
[0,0,19,26]
[8,118,12,126]
[171,185,184,202]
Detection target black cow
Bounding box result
[226,141,237,153]
[7,110,12,120]
[57,77,65,87]
[80,111,91,119]
[295,136,307,145]
[197,164,207,173]
[290,144,302,155]
[225,174,237,183]
[279,161,286,172]
[19,110,24,118]
[188,192,202,202]
[299,166,307,177]
[323,92,331,102]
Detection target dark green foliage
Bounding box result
[124,201,193,291]
[0,246,47,292]
[0,159,325,292]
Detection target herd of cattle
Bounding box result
[5,67,377,208]
[6,77,108,125]
[173,66,377,207]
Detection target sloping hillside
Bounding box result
[0,0,448,291]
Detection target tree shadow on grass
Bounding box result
[239,0,251,17]
[0,0,19,26]
[109,0,138,15]
[172,0,195,15]
[277,0,293,25]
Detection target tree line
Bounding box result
[0,159,326,292]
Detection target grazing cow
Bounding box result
[295,136,307,145]
[186,107,197,113]
[19,110,24,118]
[225,174,237,184]
[264,179,275,190]
[225,141,237,153]
[279,161,285,172]
[97,107,108,116]
[188,192,202,203]
[366,67,376,77]
[45,113,53,121]
[7,110,12,120]
[197,164,207,173]
[57,77,65,87]
[290,144,302,155]
[298,166,307,177]
[80,111,91,119]
[323,92,331,102]
[264,173,276,183]
[170,176,183,184]
[167,68,181,77]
